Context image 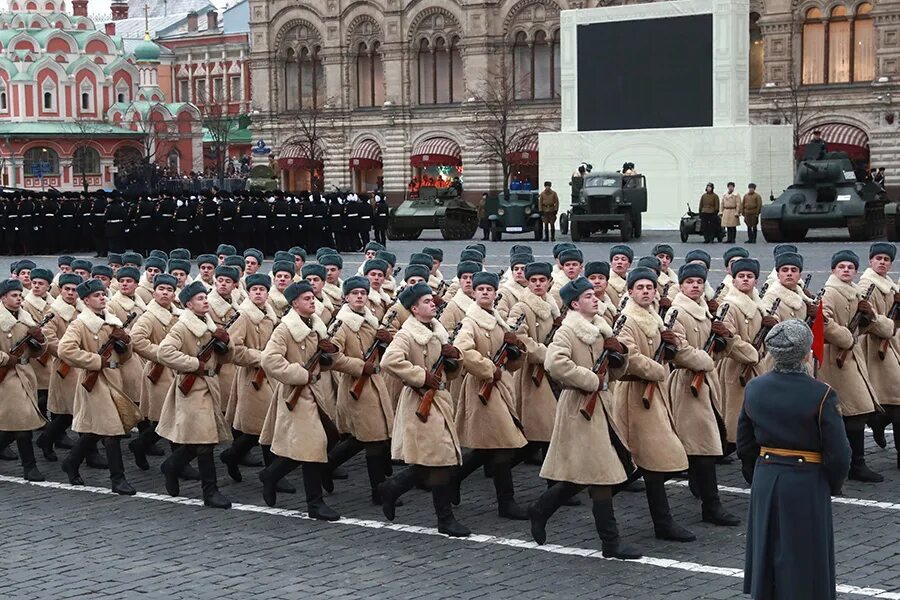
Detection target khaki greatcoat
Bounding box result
[858,268,900,406]
[130,301,179,422]
[0,305,47,431]
[225,298,277,435]
[107,291,146,411]
[22,291,52,390]
[716,288,763,443]
[43,296,82,415]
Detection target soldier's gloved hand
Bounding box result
[375,329,393,344]
[317,352,333,369]
[317,340,338,354]
[658,297,673,312]
[552,316,564,329]
[660,330,678,346]
[110,328,131,345]
[805,303,818,320]
[603,337,625,354]
[503,332,520,346]
[803,286,816,300]
[213,327,230,345]
[26,327,45,345]
[711,321,731,338]
[706,299,719,314]
[433,296,446,308]
[362,361,377,376]
[857,300,875,318]
[423,372,443,390]
[441,344,460,359]
[492,367,503,382]
[761,315,778,329]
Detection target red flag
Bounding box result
[811,300,825,365]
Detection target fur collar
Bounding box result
[238,296,278,325]
[520,287,559,321]
[368,287,392,307]
[402,316,450,346]
[501,280,527,303]
[427,273,444,292]
[50,296,83,323]
[24,291,49,313]
[268,287,288,314]
[608,271,627,295]
[78,309,123,334]
[450,289,474,313]
[314,292,334,316]
[860,268,897,295]
[0,303,36,332]
[323,281,342,303]
[658,268,678,287]
[622,300,664,338]
[179,309,218,338]
[282,310,327,343]
[230,287,245,306]
[382,277,397,296]
[723,286,763,318]
[146,300,176,326]
[552,272,577,290]
[599,293,618,318]
[825,274,861,301]
[672,292,711,321]
[138,272,154,292]
[111,291,147,313]
[563,309,612,344]
[551,264,564,281]
[765,280,809,311]
[464,302,509,332]
[208,289,235,319]
[336,303,380,332]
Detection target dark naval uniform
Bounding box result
[737,371,851,600]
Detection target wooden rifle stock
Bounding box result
[82,312,137,392]
[836,284,875,369]
[0,313,54,383]
[530,306,568,387]
[286,319,342,411]
[416,322,463,423]
[740,298,781,386]
[178,311,240,395]
[349,307,398,401]
[147,361,165,384]
[580,315,627,420]
[658,283,672,317]
[690,304,730,397]
[56,361,71,379]
[478,313,527,404]
[641,310,679,409]
[251,367,267,390]
[878,298,900,360]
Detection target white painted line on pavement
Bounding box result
[1,475,899,599]
[666,480,900,511]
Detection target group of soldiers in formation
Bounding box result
[0,189,390,257]
[0,236,898,560]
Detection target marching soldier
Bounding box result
[257,281,340,519]
[453,271,529,519]
[362,259,393,321]
[135,256,165,304]
[615,267,695,542]
[720,247,750,298]
[302,263,335,324]
[550,248,583,307]
[196,254,217,289]
[58,278,141,494]
[528,276,639,558]
[23,268,53,418]
[422,247,445,292]
[0,279,48,482]
[607,245,633,309]
[819,250,883,482]
[761,252,816,325]
[107,265,147,419]
[497,252,533,319]
[439,261,480,333]
[653,244,679,299]
[584,261,619,326]
[665,263,740,526]
[156,281,234,509]
[320,254,345,307]
[268,260,294,315]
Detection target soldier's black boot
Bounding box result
[543,223,549,242]
[261,444,296,494]
[692,457,740,526]
[105,437,135,496]
[452,449,486,505]
[592,497,641,559]
[61,433,93,486]
[15,432,44,482]
[550,223,556,242]
[847,428,884,482]
[128,425,160,471]
[868,412,890,449]
[546,479,581,506]
[323,436,365,493]
[0,435,17,461]
[378,466,418,522]
[169,441,200,481]
[433,484,470,537]
[302,463,340,521]
[37,413,72,461]
[493,462,528,520]
[258,455,298,508]
[197,445,231,509]
[37,390,48,419]
[136,420,164,456]
[365,445,388,505]
[161,444,192,497]
[85,437,108,469]
[645,472,695,542]
[528,481,580,544]
[221,433,253,482]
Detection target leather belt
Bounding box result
[617,374,646,382]
[20,214,32,218]
[759,447,822,464]
[275,214,287,217]
[221,217,233,221]
[176,219,188,222]
[161,214,174,218]
[107,219,123,223]
[45,213,54,217]
[140,215,152,219]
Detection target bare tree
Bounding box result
[291,99,334,193]
[466,61,547,200]
[68,118,105,192]
[202,91,246,186]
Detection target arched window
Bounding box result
[23,147,60,175]
[283,45,323,111]
[512,30,560,100]
[41,80,56,111]
[167,148,180,172]
[0,81,7,112]
[80,81,93,112]
[803,4,875,84]
[749,12,764,89]
[72,146,101,174]
[356,41,384,107]
[417,36,462,105]
[417,39,434,104]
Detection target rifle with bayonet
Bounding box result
[580,314,626,420]
[690,304,730,397]
[349,305,398,401]
[178,311,240,395]
[0,313,53,383]
[415,322,464,423]
[836,283,876,368]
[641,310,679,409]
[740,298,780,386]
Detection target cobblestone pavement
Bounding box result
[1,233,899,599]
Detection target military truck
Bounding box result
[559,172,648,242]
[484,190,543,241]
[760,151,886,242]
[885,201,900,241]
[386,185,478,240]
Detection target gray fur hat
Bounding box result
[765,319,812,370]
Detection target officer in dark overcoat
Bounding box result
[218,191,237,247]
[271,192,291,252]
[91,191,108,257]
[199,191,219,252]
[104,192,128,254]
[41,191,60,254]
[373,193,389,247]
[737,319,851,600]
[156,193,176,252]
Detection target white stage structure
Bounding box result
[539,0,794,230]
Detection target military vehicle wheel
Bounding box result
[849,201,886,241]
[533,219,543,241]
[439,213,478,240]
[783,228,808,242]
[571,221,583,242]
[387,225,422,241]
[620,217,633,242]
[760,218,783,242]
[491,223,502,242]
[680,228,689,243]
[633,213,642,238]
[886,210,899,242]
[559,213,569,235]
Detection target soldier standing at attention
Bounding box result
[738,320,850,600]
[377,282,470,537]
[58,279,140,495]
[528,276,640,558]
[741,183,762,243]
[699,183,720,244]
[719,182,741,244]
[0,279,48,482]
[615,267,695,542]
[539,181,559,242]
[156,281,234,509]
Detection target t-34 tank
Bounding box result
[761,151,885,242]
[386,185,479,240]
